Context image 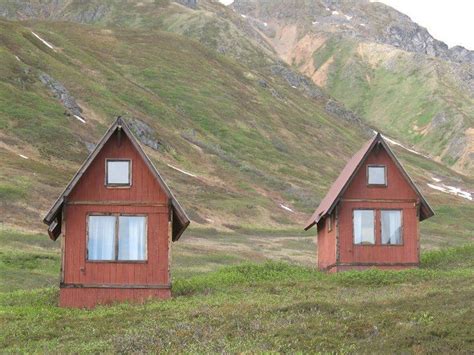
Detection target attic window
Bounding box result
[106,159,131,186]
[367,165,386,186]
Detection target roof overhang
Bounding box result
[304,133,434,231]
[43,117,190,241]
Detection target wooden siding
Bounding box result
[61,131,171,308]
[317,145,421,271]
[316,214,337,270]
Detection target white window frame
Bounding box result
[86,214,147,262]
[367,165,387,186]
[105,159,132,187]
[381,210,403,245]
[353,209,376,245]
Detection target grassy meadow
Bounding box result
[1,228,473,353]
[0,225,474,353]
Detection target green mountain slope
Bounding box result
[232,0,474,175]
[0,1,472,246]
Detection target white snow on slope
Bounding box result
[31,32,55,51]
[74,115,86,123]
[427,183,472,201]
[373,130,429,159]
[167,164,197,178]
[312,21,319,25]
[345,15,353,20]
[360,23,366,27]
[241,14,247,19]
[280,204,294,212]
[19,154,29,159]
[431,177,442,183]
[332,10,339,15]
[15,56,21,62]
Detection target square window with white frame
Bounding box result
[367,165,386,185]
[381,210,402,245]
[106,160,131,186]
[353,209,375,245]
[87,214,147,261]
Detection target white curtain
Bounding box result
[88,216,116,260]
[354,210,375,244]
[118,216,146,261]
[382,211,402,244]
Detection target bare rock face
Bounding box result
[39,72,83,118]
[128,118,162,151]
[176,0,197,9]
[270,64,324,99]
[232,0,474,65]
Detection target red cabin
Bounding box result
[305,133,434,272]
[43,117,190,308]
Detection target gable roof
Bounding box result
[43,117,190,241]
[304,133,434,231]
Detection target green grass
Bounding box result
[0,245,473,353]
[315,37,473,172]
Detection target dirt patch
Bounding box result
[311,55,334,87]
[268,24,298,63]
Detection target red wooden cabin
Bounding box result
[305,133,434,272]
[43,117,190,308]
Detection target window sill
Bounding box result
[105,185,132,189]
[86,260,148,264]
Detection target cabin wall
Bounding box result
[316,214,337,270]
[61,131,171,308]
[335,145,420,269]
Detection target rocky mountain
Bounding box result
[231,0,474,174]
[0,0,472,244]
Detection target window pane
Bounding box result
[382,210,402,244]
[368,166,386,185]
[88,216,116,260]
[118,216,146,261]
[354,210,375,244]
[107,161,130,185]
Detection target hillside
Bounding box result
[232,0,474,175]
[0,0,472,240]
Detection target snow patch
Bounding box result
[74,115,86,123]
[332,10,339,15]
[373,130,429,159]
[167,164,197,178]
[325,7,330,11]
[312,21,319,25]
[263,22,268,27]
[345,15,353,20]
[280,204,294,212]
[31,32,55,50]
[359,23,366,27]
[15,55,21,62]
[431,177,442,183]
[240,14,247,19]
[19,154,29,159]
[291,85,298,89]
[427,183,472,201]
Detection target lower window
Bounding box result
[87,215,147,261]
[381,210,402,245]
[353,210,375,245]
